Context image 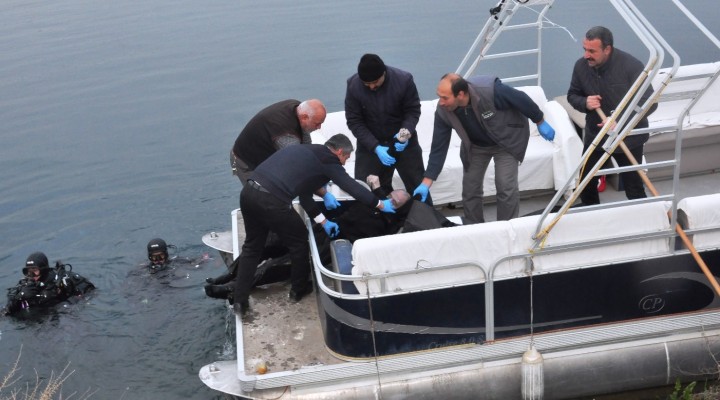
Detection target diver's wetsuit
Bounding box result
[4,263,95,316]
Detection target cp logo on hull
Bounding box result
[639,295,665,314]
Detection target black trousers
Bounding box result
[354,141,432,205]
[580,141,647,205]
[233,184,311,303]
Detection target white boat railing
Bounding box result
[310,0,720,343]
[486,0,720,338]
[532,0,719,249]
[453,0,720,251]
[456,0,554,86]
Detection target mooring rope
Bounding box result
[365,279,384,400]
[522,257,544,400]
[529,259,535,347]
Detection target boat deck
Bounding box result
[238,280,342,375]
[237,171,720,377]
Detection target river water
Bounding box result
[0,1,718,399]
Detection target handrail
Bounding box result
[570,0,718,242]
[306,215,490,299]
[531,2,719,254]
[451,0,719,341]
[671,0,720,49]
[302,0,720,345]
[456,0,555,86]
[531,0,668,248]
[315,226,679,292]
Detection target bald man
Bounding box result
[231,99,327,186]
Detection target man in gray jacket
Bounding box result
[413,73,555,223]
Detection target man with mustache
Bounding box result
[567,26,657,205]
[414,73,555,223]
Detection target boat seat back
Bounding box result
[351,202,671,295]
[510,202,672,273]
[678,194,720,249]
[352,222,508,294]
[649,62,720,133]
[310,86,583,205]
[329,239,359,294]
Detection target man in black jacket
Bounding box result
[231,99,341,235]
[345,54,429,203]
[567,26,657,205]
[230,99,327,185]
[232,134,396,315]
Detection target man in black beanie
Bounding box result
[345,54,431,204]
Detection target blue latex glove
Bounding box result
[379,199,396,214]
[393,133,409,152]
[413,183,429,202]
[322,220,340,238]
[322,191,340,210]
[374,145,396,166]
[537,120,555,142]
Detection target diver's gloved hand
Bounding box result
[379,199,396,214]
[18,285,40,300]
[413,183,430,202]
[394,133,409,152]
[205,277,216,284]
[374,145,396,166]
[537,120,555,142]
[322,191,340,210]
[322,220,340,238]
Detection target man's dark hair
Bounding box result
[586,26,614,48]
[325,134,354,156]
[442,73,469,97]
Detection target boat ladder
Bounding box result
[531,0,720,252]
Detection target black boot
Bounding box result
[232,298,250,316]
[288,284,314,302]
[204,284,232,299]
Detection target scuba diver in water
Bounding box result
[146,237,174,274]
[3,251,95,316]
[143,238,211,286]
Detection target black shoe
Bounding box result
[232,298,250,316]
[288,285,313,302]
[204,284,232,299]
